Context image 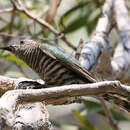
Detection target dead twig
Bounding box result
[46,0,60,23]
[10,0,76,50]
[75,39,83,60]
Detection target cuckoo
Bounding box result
[0,39,96,88]
[1,39,130,110]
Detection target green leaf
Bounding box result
[59,0,102,34]
[86,8,101,35]
[0,24,10,32]
[110,109,129,121]
[61,1,90,19]
[82,99,103,114]
[17,12,28,19]
[98,109,129,121]
[60,0,101,22]
[62,14,89,34]
[50,120,62,128]
[61,2,92,33]
[1,51,29,68]
[73,109,97,130]
[6,55,29,68]
[83,99,129,121]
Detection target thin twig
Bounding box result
[75,39,83,60]
[99,98,120,130]
[0,8,14,13]
[46,0,60,23]
[9,7,16,34]
[17,5,49,36]
[10,0,76,50]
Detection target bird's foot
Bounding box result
[17,81,44,89]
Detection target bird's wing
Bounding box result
[40,44,96,83]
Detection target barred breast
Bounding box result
[18,47,87,87]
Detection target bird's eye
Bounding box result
[20,40,24,44]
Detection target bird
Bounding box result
[0,39,130,111]
[0,39,96,88]
[0,39,97,104]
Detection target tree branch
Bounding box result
[0,75,129,129]
[79,0,113,71]
[0,75,130,113]
[111,0,130,82]
[0,8,14,13]
[0,76,53,130]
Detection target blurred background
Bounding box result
[0,0,130,130]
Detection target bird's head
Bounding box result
[0,39,40,58]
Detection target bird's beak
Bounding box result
[0,46,13,52]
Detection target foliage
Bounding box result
[59,0,102,35]
[0,51,29,68]
[53,99,129,130]
[0,0,103,72]
[0,0,130,130]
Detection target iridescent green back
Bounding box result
[40,44,96,83]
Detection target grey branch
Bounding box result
[0,75,130,129]
[79,0,112,71]
[0,75,130,112]
[79,0,130,83]
[0,76,53,130]
[111,0,130,80]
